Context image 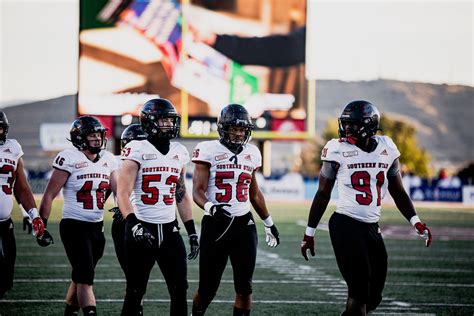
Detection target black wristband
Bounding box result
[125,213,138,225]
[184,219,197,236]
[41,217,48,228]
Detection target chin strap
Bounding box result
[229,145,243,164]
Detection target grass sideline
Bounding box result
[2,200,474,315]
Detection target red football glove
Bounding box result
[32,217,45,238]
[414,222,432,247]
[301,234,315,261]
[27,208,45,238]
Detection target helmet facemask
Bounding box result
[70,116,107,153]
[218,121,253,153]
[0,123,9,146]
[85,131,107,154]
[338,117,378,144]
[142,113,180,140]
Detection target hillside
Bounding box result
[1,79,473,171]
[315,79,474,168]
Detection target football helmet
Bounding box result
[69,116,107,153]
[0,111,9,145]
[338,100,380,143]
[120,123,147,149]
[140,98,180,139]
[217,104,254,152]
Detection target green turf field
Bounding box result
[1,201,473,315]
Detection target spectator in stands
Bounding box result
[436,168,461,188]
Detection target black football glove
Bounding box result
[23,216,33,234]
[188,234,200,260]
[109,207,124,223]
[126,213,155,248]
[37,229,54,247]
[209,204,232,223]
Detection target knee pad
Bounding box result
[366,295,382,312]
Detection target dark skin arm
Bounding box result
[13,158,37,211]
[307,175,336,228]
[192,162,210,209]
[387,170,417,222]
[249,170,270,221]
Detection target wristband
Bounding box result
[27,208,39,220]
[409,215,421,226]
[184,219,197,236]
[262,215,274,227]
[204,202,214,214]
[305,226,316,237]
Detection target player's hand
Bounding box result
[264,225,280,247]
[109,207,124,223]
[209,204,232,222]
[37,229,54,247]
[126,213,155,248]
[23,216,32,234]
[414,222,432,247]
[188,234,200,260]
[301,234,315,261]
[27,208,44,238]
[32,217,45,238]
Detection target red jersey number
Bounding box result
[141,174,179,205]
[76,180,110,210]
[0,165,15,195]
[350,171,385,206]
[215,171,251,203]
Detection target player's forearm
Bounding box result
[388,179,417,222]
[39,194,54,220]
[117,194,134,218]
[307,190,330,229]
[192,187,208,210]
[15,185,36,211]
[250,189,270,220]
[177,193,193,222]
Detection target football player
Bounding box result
[300,100,432,315]
[39,116,118,316]
[0,111,44,298]
[191,103,280,316]
[109,123,147,275]
[117,98,199,316]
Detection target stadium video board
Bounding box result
[78,0,314,140]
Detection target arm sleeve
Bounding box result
[213,26,306,67]
[320,161,340,180]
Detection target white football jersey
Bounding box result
[192,140,262,217]
[0,139,23,221]
[121,140,190,224]
[322,136,400,223]
[53,149,118,222]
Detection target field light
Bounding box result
[121,114,133,126]
[256,117,267,129]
